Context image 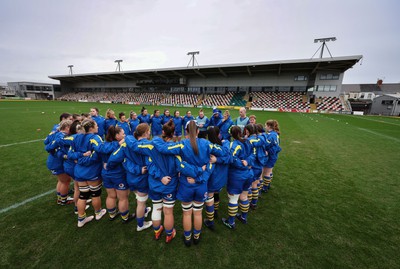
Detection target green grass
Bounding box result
[0,100,399,269]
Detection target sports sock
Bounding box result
[120,210,129,221]
[153,225,161,232]
[184,230,192,241]
[166,228,173,236]
[193,229,201,239]
[247,188,252,203]
[214,193,220,211]
[78,213,86,222]
[251,188,259,206]
[228,202,238,224]
[107,207,117,218]
[137,216,144,227]
[239,199,250,219]
[205,205,214,223]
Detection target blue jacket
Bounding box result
[94,141,125,181]
[116,121,132,136]
[129,118,140,133]
[161,115,172,125]
[92,115,106,137]
[104,118,117,134]
[247,134,266,170]
[138,114,151,124]
[46,134,79,178]
[69,133,103,181]
[129,137,204,194]
[173,116,183,134]
[107,135,148,186]
[150,115,163,136]
[209,112,222,127]
[265,131,282,159]
[228,139,254,181]
[183,115,194,131]
[157,138,224,185]
[207,140,232,192]
[218,116,234,141]
[45,131,67,171]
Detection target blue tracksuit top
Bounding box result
[157,138,224,184]
[104,118,117,134]
[217,116,234,141]
[94,140,125,181]
[207,140,232,192]
[107,135,148,185]
[45,131,68,171]
[173,116,183,134]
[46,133,79,177]
[195,116,210,132]
[69,133,103,181]
[92,115,106,137]
[209,114,222,127]
[129,136,204,194]
[150,115,163,136]
[265,131,281,159]
[183,115,194,131]
[129,118,140,133]
[116,120,132,136]
[228,139,254,181]
[161,115,172,125]
[247,134,266,170]
[138,114,151,124]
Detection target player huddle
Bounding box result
[44,106,281,246]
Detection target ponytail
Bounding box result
[207,126,222,146]
[106,126,122,142]
[162,119,175,140]
[134,123,150,140]
[273,120,280,135]
[187,120,199,155]
[230,126,246,143]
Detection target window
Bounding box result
[381,100,394,105]
[294,75,308,81]
[316,85,337,92]
[320,73,339,80]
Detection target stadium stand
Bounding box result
[201,92,234,107]
[251,92,310,110]
[316,96,343,111]
[161,93,199,106]
[229,93,247,106]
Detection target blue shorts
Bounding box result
[152,130,162,137]
[177,181,208,203]
[50,168,65,175]
[103,176,129,191]
[174,131,182,137]
[127,175,149,193]
[227,177,253,195]
[265,157,278,169]
[252,168,262,181]
[149,189,177,201]
[64,166,75,179]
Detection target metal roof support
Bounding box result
[247,66,252,77]
[218,68,228,77]
[193,69,206,78]
[154,71,168,79]
[278,64,282,76]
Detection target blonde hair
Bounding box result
[58,120,73,132]
[105,109,115,119]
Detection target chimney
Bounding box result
[377,79,383,87]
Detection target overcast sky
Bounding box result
[0,0,399,85]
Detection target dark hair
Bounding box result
[91,107,99,113]
[162,119,175,140]
[81,113,90,118]
[106,126,123,142]
[245,124,257,136]
[154,109,160,115]
[266,120,280,135]
[231,126,246,143]
[134,123,150,139]
[141,107,147,113]
[187,120,199,155]
[164,109,170,115]
[70,120,81,135]
[119,112,125,119]
[207,126,222,145]
[174,110,179,117]
[59,112,72,122]
[72,113,81,120]
[81,119,96,133]
[256,123,264,133]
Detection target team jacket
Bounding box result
[217,116,234,141]
[93,140,125,181]
[247,134,267,170]
[209,114,222,127]
[129,118,140,133]
[107,135,148,185]
[228,139,255,181]
[182,115,194,130]
[208,140,232,190]
[92,115,106,137]
[68,133,103,181]
[138,114,151,124]
[104,118,118,134]
[116,120,132,136]
[45,131,68,171]
[173,116,183,134]
[150,116,163,135]
[157,138,223,185]
[264,131,282,158]
[161,115,172,125]
[128,136,205,194]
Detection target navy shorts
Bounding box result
[50,168,65,175]
[177,181,208,203]
[103,176,129,191]
[149,189,177,201]
[174,131,182,137]
[265,157,278,169]
[227,177,253,195]
[127,176,149,193]
[252,168,262,181]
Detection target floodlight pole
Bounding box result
[115,59,123,72]
[187,51,200,67]
[68,65,74,75]
[312,37,336,58]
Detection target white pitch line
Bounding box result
[358,128,400,143]
[0,139,44,148]
[0,189,55,214]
